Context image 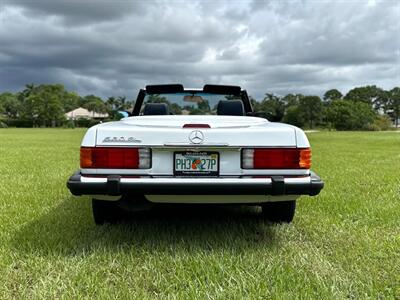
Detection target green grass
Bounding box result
[0,129,399,299]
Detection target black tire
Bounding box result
[92,199,121,225]
[261,200,296,223]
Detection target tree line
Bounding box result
[0,84,133,127]
[0,83,399,130]
[251,86,399,130]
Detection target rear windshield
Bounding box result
[141,92,242,115]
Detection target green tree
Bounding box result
[283,105,304,127]
[257,93,285,121]
[327,100,376,130]
[0,92,20,119]
[387,87,400,127]
[249,96,261,114]
[105,96,116,109]
[83,95,107,115]
[374,90,391,113]
[117,96,125,110]
[298,96,324,129]
[323,89,342,102]
[198,99,210,112]
[344,85,383,110]
[117,96,133,111]
[20,83,35,99]
[18,84,67,127]
[169,103,182,115]
[281,93,306,127]
[282,93,304,108]
[144,94,169,104]
[62,91,80,112]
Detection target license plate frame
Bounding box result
[173,151,219,176]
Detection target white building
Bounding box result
[65,107,108,120]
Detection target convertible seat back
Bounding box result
[143,103,170,115]
[217,100,245,116]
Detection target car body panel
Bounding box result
[90,116,299,148]
[79,115,310,177]
[68,85,323,205]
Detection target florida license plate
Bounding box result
[174,151,219,176]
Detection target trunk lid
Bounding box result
[120,115,267,128]
[95,115,297,147]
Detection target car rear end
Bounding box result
[67,115,323,224]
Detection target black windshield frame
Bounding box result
[132,84,253,116]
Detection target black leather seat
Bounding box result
[143,103,170,115]
[217,100,245,116]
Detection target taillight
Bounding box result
[80,147,151,169]
[241,148,311,169]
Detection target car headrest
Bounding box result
[217,100,245,116]
[143,103,170,115]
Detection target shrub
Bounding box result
[327,100,376,130]
[71,118,99,127]
[369,115,393,131]
[64,119,75,129]
[88,119,102,127]
[283,106,305,127]
[3,119,34,127]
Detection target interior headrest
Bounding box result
[143,103,170,115]
[217,100,245,116]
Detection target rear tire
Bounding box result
[92,199,121,225]
[261,200,296,223]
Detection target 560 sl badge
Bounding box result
[102,137,142,143]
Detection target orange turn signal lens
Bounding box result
[299,148,312,169]
[80,147,93,168]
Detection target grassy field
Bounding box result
[0,129,399,299]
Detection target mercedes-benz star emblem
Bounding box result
[188,130,204,144]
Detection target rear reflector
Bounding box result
[80,147,151,169]
[183,124,210,128]
[241,148,311,169]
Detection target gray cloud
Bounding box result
[0,0,398,100]
[2,0,146,25]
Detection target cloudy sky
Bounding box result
[0,0,399,99]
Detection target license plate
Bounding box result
[174,151,219,176]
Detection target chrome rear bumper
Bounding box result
[67,171,324,196]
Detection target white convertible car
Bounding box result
[67,84,324,224]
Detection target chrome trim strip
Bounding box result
[80,176,311,185]
[146,194,300,204]
[163,143,230,147]
[80,168,310,176]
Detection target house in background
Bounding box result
[65,107,108,120]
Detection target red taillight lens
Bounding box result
[242,148,311,169]
[80,147,151,169]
